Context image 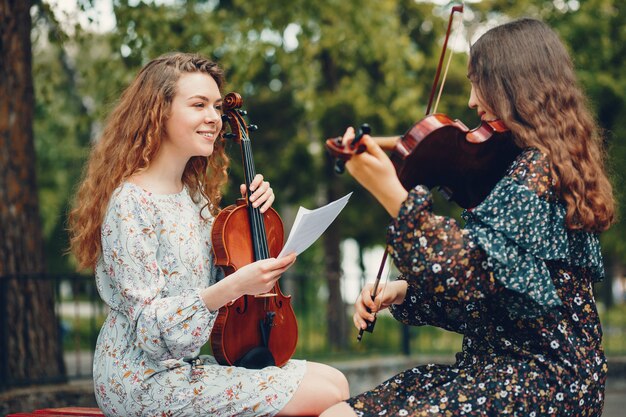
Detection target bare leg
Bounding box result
[277,361,350,416]
[319,401,357,417]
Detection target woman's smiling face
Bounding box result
[163,72,223,161]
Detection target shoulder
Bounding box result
[104,182,157,224]
[505,148,555,201]
[109,182,150,209]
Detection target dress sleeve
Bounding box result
[98,190,217,362]
[386,186,500,331]
[461,148,603,318]
[386,149,605,324]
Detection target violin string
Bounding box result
[244,126,273,306]
[433,2,465,114]
[243,133,264,260]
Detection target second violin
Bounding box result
[326,114,521,209]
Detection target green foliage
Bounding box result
[33,0,626,272]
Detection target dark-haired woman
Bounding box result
[321,18,614,417]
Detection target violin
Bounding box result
[326,114,521,209]
[210,92,298,369]
[325,3,521,341]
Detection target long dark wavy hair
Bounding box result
[69,53,229,270]
[469,18,614,233]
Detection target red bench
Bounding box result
[6,407,104,417]
[6,407,316,416]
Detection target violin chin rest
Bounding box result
[234,346,276,369]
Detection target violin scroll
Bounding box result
[223,91,244,111]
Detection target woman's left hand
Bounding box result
[340,127,408,217]
[241,174,274,213]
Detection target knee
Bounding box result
[328,367,350,400]
[319,401,354,417]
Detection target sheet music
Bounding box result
[278,192,352,258]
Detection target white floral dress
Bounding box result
[93,182,306,417]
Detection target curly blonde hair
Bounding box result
[469,19,614,233]
[69,52,229,270]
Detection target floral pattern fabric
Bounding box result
[93,183,305,417]
[346,148,607,416]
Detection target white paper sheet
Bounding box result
[278,192,352,258]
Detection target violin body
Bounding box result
[210,199,297,368]
[209,92,298,369]
[392,113,521,209]
[211,199,284,276]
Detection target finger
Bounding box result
[250,181,270,204]
[249,174,264,192]
[359,134,388,159]
[272,253,297,269]
[240,183,247,198]
[273,263,295,278]
[355,304,376,327]
[353,312,368,330]
[354,296,377,322]
[258,192,275,213]
[341,126,355,147]
[353,310,371,330]
[362,289,378,311]
[356,303,376,323]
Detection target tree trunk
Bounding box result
[322,158,348,350]
[319,48,348,351]
[0,0,65,388]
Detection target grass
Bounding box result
[60,303,626,356]
[599,303,626,355]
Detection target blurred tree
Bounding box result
[29,0,626,353]
[46,0,456,350]
[31,0,93,273]
[0,0,65,387]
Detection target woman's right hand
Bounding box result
[353,280,408,330]
[228,253,297,297]
[201,253,297,311]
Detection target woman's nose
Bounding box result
[468,91,477,109]
[204,107,220,123]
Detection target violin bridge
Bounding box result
[254,292,277,298]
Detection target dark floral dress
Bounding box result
[346,148,607,416]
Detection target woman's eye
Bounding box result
[194,102,205,108]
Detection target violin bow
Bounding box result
[357,248,390,341]
[357,2,465,342]
[427,3,464,115]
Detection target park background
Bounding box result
[1,0,625,415]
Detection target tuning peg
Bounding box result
[237,109,248,116]
[334,159,346,174]
[224,132,237,140]
[350,123,372,149]
[248,124,259,131]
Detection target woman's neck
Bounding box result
[129,150,188,195]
